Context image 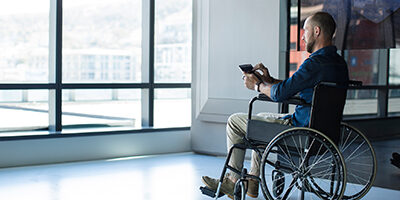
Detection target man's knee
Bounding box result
[227,113,247,127]
[226,113,248,137]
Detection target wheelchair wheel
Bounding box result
[260,127,346,200]
[339,123,376,200]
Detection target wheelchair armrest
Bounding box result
[257,94,310,106]
[257,94,274,102]
[348,80,362,86]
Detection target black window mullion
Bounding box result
[296,0,301,51]
[149,0,155,127]
[55,0,63,132]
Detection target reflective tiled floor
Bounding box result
[0,153,398,200]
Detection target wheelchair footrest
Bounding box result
[200,186,225,198]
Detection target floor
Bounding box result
[0,153,399,200]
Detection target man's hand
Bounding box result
[243,72,260,91]
[253,63,275,84]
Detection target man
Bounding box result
[201,12,349,199]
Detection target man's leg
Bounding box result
[248,112,291,177]
[226,113,248,181]
[226,112,290,178]
[247,112,292,198]
[201,112,248,199]
[202,112,291,198]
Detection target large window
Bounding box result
[288,0,400,118]
[0,0,192,135]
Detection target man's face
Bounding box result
[302,18,315,53]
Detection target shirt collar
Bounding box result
[310,45,337,57]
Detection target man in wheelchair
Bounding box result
[201,12,350,199]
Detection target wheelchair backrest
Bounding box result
[308,82,347,144]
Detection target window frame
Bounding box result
[0,0,191,136]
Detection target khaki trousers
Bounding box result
[226,112,292,180]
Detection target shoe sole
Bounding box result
[247,192,258,198]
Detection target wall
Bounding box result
[191,0,286,155]
[0,130,190,168]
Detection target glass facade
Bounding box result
[63,0,142,83]
[62,89,141,128]
[298,0,400,50]
[154,0,192,83]
[343,49,380,86]
[0,90,48,131]
[154,88,191,128]
[389,49,400,85]
[0,0,192,134]
[0,0,50,83]
[289,0,400,117]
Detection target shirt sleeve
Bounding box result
[270,58,321,102]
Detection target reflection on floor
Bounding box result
[0,153,399,200]
[372,139,400,190]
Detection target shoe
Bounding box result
[201,176,235,199]
[246,178,259,198]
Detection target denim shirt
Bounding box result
[270,46,349,127]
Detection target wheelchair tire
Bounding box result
[338,123,377,200]
[260,127,347,200]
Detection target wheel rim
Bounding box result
[260,128,346,200]
[339,123,376,200]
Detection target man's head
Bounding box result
[302,12,336,53]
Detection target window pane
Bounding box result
[343,49,380,85]
[155,0,192,83]
[0,0,49,83]
[389,89,400,115]
[289,0,299,51]
[63,0,142,83]
[389,49,400,84]
[0,90,48,132]
[62,89,141,129]
[344,89,377,115]
[154,88,191,128]
[289,51,309,77]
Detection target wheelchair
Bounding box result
[200,81,377,200]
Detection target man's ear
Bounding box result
[313,26,321,37]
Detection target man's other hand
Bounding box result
[253,63,274,83]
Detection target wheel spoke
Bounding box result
[277,144,298,170]
[305,149,330,175]
[340,127,352,150]
[341,131,359,153]
[345,141,367,162]
[282,175,299,200]
[299,138,316,169]
[348,171,370,185]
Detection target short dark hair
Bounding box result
[310,12,336,39]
